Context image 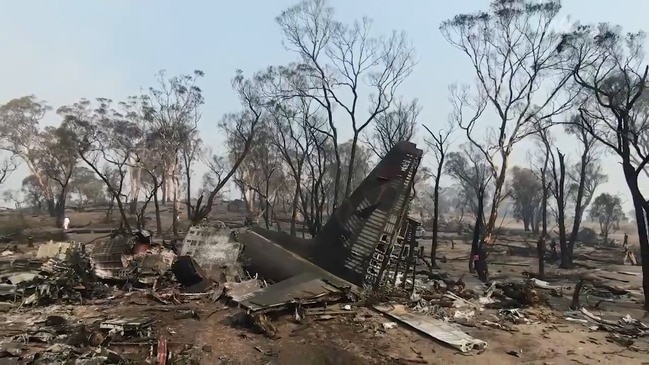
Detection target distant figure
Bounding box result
[622,233,637,265]
[549,238,558,261]
[63,216,70,231]
[474,242,488,282]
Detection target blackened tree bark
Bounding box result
[554,150,569,268]
[191,71,262,224]
[561,23,649,308]
[441,0,576,250]
[445,144,492,278]
[565,120,606,253]
[537,124,570,267]
[423,123,454,267]
[539,149,550,276]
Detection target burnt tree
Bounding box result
[561,24,649,307]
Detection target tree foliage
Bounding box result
[509,167,542,232]
[590,193,625,240]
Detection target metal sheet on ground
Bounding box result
[235,272,346,312]
[374,304,487,353]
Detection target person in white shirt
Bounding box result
[63,217,70,231]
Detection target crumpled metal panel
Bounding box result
[234,272,345,313]
[90,236,133,279]
[374,304,487,353]
[100,316,154,337]
[36,241,74,260]
[224,279,262,302]
[179,225,242,281]
[90,235,176,282]
[180,226,240,265]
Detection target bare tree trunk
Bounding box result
[534,213,541,234]
[343,134,360,199]
[172,174,179,237]
[290,185,299,236]
[54,184,70,227]
[623,162,649,309]
[483,154,509,244]
[632,198,649,309]
[470,195,488,282]
[55,201,65,228]
[264,182,271,229]
[128,200,137,215]
[567,152,589,258]
[185,165,193,219]
[570,279,584,310]
[555,151,570,268]
[129,164,141,215]
[160,174,167,205]
[244,188,255,216]
[153,188,162,236]
[540,179,549,278]
[114,195,132,233]
[537,235,546,279]
[469,193,484,273]
[106,196,115,222]
[531,211,539,235]
[430,160,443,267]
[166,174,174,204]
[46,199,55,217]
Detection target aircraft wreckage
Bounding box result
[8,141,648,360]
[177,141,425,311]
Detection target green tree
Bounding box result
[69,166,106,210]
[0,96,54,211]
[38,125,80,225]
[58,98,140,233]
[509,167,543,233]
[590,193,625,241]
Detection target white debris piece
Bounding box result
[382,322,398,329]
[453,310,475,321]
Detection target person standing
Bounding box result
[63,216,70,231]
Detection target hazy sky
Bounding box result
[1,0,649,209]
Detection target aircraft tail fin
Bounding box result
[312,141,423,287]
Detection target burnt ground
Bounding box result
[1,211,649,364]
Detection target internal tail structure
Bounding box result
[312,141,423,289]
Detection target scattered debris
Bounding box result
[374,304,487,353]
[0,141,645,362]
[36,241,74,261]
[171,256,213,292]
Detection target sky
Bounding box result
[1,0,649,211]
